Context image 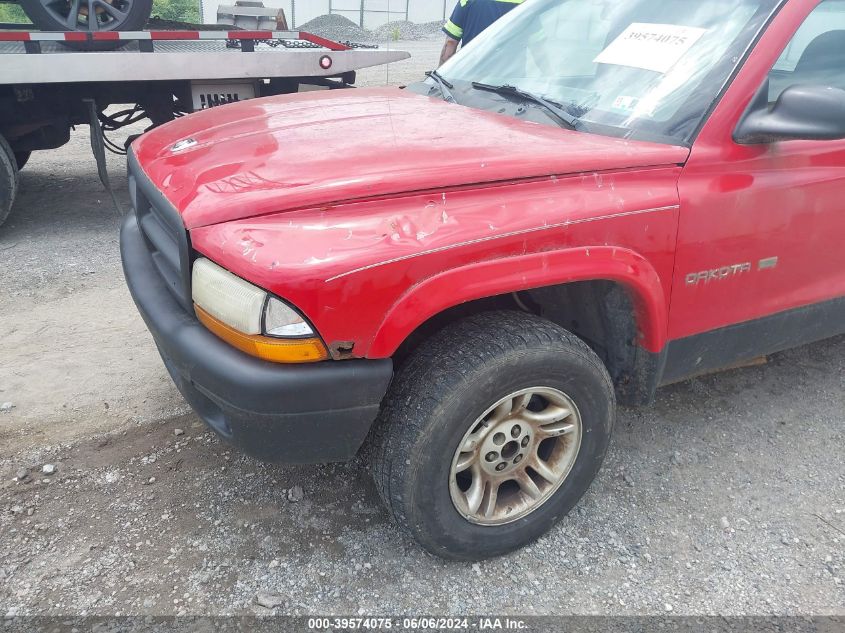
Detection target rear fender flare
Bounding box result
[368,246,668,357]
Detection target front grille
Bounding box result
[129,160,193,313]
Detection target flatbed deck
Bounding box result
[0,29,412,228]
[0,31,410,84]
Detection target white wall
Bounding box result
[203,0,449,28]
[409,0,449,24]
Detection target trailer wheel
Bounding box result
[370,311,615,560]
[20,0,152,48]
[15,152,31,171]
[0,136,18,230]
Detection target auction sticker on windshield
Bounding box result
[594,23,707,73]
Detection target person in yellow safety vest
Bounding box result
[440,0,526,66]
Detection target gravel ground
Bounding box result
[370,20,444,42]
[299,14,443,44]
[2,341,844,616]
[1,39,844,618]
[355,40,441,87]
[300,14,370,43]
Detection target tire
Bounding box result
[371,310,615,560]
[0,135,18,230]
[14,151,31,171]
[20,0,152,49]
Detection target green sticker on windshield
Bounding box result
[611,96,639,113]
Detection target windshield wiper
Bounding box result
[471,82,583,131]
[426,70,457,104]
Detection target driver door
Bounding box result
[665,0,845,381]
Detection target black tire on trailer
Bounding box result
[19,0,153,50]
[370,310,616,561]
[14,152,31,171]
[0,135,19,230]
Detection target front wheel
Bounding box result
[370,311,615,560]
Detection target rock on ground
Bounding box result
[255,592,285,609]
[371,20,444,42]
[299,14,370,43]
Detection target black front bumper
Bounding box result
[120,212,393,463]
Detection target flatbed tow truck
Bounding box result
[0,28,409,228]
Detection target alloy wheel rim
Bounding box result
[39,0,135,31]
[449,386,582,526]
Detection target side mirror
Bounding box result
[734,82,845,144]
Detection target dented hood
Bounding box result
[133,88,690,230]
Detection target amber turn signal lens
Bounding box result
[195,305,328,363]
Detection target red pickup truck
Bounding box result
[121,0,845,560]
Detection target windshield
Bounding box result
[438,0,780,145]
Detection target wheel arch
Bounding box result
[369,246,669,404]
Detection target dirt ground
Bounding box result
[1,40,844,617]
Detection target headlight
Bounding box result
[191,258,327,363]
[192,258,266,335]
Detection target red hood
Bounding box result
[133,88,689,230]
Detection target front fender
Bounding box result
[368,246,668,357]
